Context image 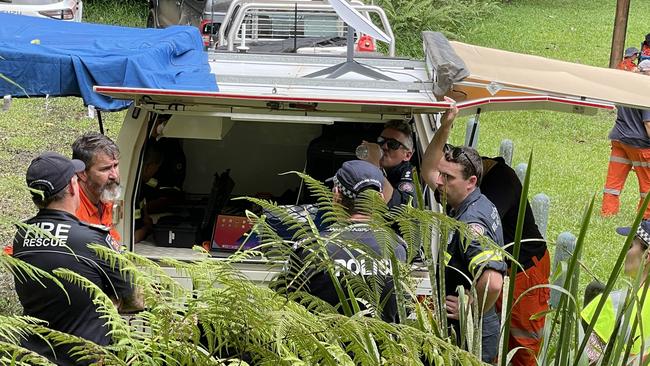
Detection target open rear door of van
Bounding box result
[96,52,452,122]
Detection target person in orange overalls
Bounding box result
[72,132,122,248]
[482,157,550,366]
[617,47,639,72]
[602,61,650,218]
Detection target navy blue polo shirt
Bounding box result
[385,161,417,208]
[12,209,135,366]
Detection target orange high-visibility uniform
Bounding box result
[602,141,650,218]
[76,187,121,242]
[496,251,551,366]
[617,58,637,71]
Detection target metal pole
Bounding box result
[97,110,105,135]
[609,0,631,68]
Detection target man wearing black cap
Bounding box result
[581,220,650,363]
[283,160,407,323]
[12,151,142,365]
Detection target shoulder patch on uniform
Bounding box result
[84,222,111,232]
[468,223,486,237]
[105,234,121,252]
[398,182,414,193]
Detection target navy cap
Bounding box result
[646,33,650,43]
[624,47,639,58]
[616,220,650,247]
[26,152,85,200]
[331,160,383,198]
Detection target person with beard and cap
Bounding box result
[421,99,507,363]
[581,220,650,364]
[72,132,122,249]
[358,120,417,208]
[12,152,142,365]
[281,160,407,323]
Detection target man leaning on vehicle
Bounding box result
[12,151,142,365]
[421,99,507,364]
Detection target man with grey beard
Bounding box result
[72,132,122,249]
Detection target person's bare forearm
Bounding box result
[644,121,650,139]
[421,98,458,188]
[475,269,503,314]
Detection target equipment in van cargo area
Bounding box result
[211,215,255,250]
[153,169,235,248]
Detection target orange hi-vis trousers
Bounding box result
[496,251,551,366]
[602,140,650,218]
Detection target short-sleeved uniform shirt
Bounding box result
[293,225,407,323]
[444,188,507,362]
[480,157,546,269]
[76,186,121,244]
[608,107,650,148]
[12,209,134,366]
[385,161,417,208]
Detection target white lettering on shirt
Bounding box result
[21,222,72,247]
[334,258,393,276]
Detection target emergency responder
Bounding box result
[72,132,122,246]
[482,156,550,366]
[617,47,639,71]
[581,220,650,364]
[281,160,407,323]
[360,120,417,208]
[601,60,650,218]
[12,152,142,366]
[421,99,507,363]
[134,143,163,243]
[146,114,187,213]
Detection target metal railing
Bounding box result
[218,0,395,56]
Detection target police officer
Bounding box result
[421,100,507,363]
[361,120,417,208]
[281,160,407,323]
[12,152,142,366]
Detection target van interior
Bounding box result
[131,112,412,258]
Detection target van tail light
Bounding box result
[39,8,75,20]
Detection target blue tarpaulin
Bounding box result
[0,13,218,111]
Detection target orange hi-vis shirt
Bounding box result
[617,58,637,71]
[76,187,121,243]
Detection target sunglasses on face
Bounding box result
[444,144,479,179]
[377,136,408,151]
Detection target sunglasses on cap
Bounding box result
[443,144,479,179]
[377,136,409,151]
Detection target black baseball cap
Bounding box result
[26,152,85,199]
[616,220,650,247]
[330,160,384,198]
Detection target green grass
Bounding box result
[82,0,147,28]
[452,0,650,289]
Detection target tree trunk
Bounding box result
[609,0,631,68]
